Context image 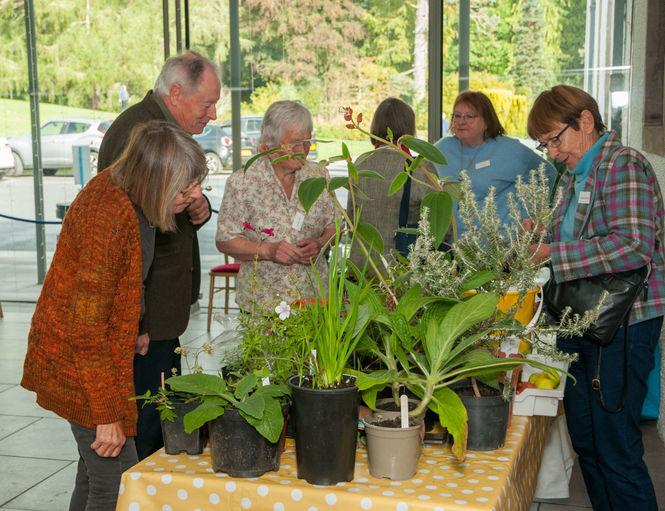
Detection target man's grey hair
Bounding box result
[154,51,219,97]
[260,100,313,147]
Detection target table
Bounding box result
[116,414,553,511]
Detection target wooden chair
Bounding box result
[207,254,241,331]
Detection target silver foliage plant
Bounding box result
[408,164,601,359]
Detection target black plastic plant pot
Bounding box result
[455,382,510,451]
[287,375,359,485]
[208,407,284,478]
[160,398,205,455]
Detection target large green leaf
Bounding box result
[395,284,444,321]
[401,136,447,165]
[388,172,409,196]
[297,177,326,213]
[234,373,258,400]
[356,222,383,254]
[183,399,226,433]
[427,293,498,368]
[328,176,349,191]
[235,393,265,420]
[347,159,358,182]
[432,387,467,461]
[356,370,392,391]
[166,373,227,396]
[421,191,453,247]
[241,398,285,443]
[460,270,498,292]
[357,169,385,180]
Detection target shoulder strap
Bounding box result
[399,159,413,228]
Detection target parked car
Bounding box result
[221,115,318,160]
[0,137,14,178]
[7,117,112,176]
[192,123,253,173]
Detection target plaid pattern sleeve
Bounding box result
[550,132,665,323]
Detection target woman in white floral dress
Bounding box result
[216,100,336,313]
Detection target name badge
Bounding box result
[292,212,304,231]
[475,160,490,170]
[579,191,591,204]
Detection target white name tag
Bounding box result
[475,160,490,169]
[292,212,304,231]
[579,191,591,204]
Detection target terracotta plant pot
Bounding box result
[160,398,205,455]
[363,413,424,480]
[288,375,359,485]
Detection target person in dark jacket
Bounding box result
[98,50,220,460]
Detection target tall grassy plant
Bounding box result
[306,221,372,389]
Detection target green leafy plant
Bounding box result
[356,290,564,461]
[165,371,289,443]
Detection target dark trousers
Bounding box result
[133,338,181,460]
[69,422,138,511]
[557,316,662,511]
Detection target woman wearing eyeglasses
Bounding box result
[527,84,665,511]
[434,90,555,238]
[21,120,208,511]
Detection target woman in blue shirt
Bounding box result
[434,91,555,237]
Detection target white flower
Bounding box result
[275,301,291,320]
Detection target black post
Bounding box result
[162,0,170,60]
[24,0,46,283]
[230,0,241,170]
[428,0,444,143]
[175,0,182,54]
[184,0,190,49]
[458,0,470,92]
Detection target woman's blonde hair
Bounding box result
[110,120,207,231]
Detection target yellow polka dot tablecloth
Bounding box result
[116,415,552,511]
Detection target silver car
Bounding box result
[0,137,14,178]
[7,117,112,176]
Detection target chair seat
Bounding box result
[211,263,241,273]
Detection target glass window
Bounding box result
[40,121,65,136]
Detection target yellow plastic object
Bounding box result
[497,289,538,325]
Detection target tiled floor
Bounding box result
[1,266,664,510]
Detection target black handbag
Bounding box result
[543,265,650,347]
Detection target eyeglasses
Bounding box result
[536,122,573,153]
[452,113,480,122]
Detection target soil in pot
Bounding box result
[288,374,359,485]
[160,399,205,455]
[363,414,423,480]
[208,407,286,478]
[454,381,510,451]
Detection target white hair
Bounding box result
[153,51,219,97]
[260,100,313,147]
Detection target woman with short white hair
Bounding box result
[216,100,336,312]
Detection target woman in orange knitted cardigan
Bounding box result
[21,120,207,511]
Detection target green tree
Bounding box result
[511,0,555,97]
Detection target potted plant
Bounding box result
[164,298,307,477]
[285,221,374,485]
[132,342,220,456]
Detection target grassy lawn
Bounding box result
[316,138,373,161]
[0,98,116,137]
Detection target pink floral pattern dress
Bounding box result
[216,157,336,311]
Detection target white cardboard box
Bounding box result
[513,355,569,417]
